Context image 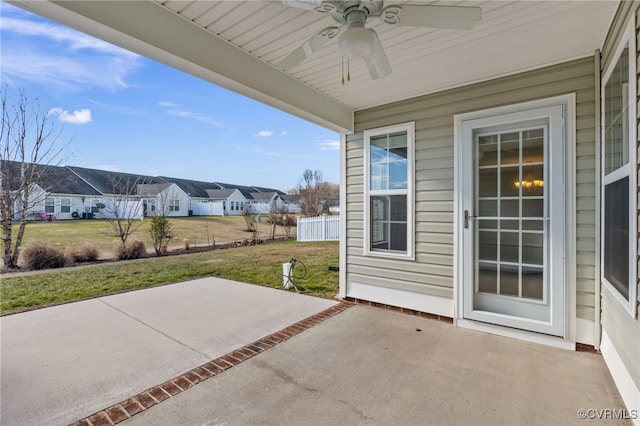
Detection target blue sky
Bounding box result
[0,2,340,191]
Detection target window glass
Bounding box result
[365,124,413,256]
[45,198,54,213]
[603,176,630,299]
[604,46,629,175]
[60,198,71,213]
[601,26,635,315]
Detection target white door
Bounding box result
[460,105,565,337]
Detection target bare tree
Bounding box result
[0,87,69,269]
[101,176,145,246]
[295,169,329,217]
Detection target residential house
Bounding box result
[204,189,243,216]
[2,162,102,220]
[11,1,639,418]
[136,182,189,217]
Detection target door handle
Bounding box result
[464,210,476,229]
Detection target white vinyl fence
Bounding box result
[297,215,340,242]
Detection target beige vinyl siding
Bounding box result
[598,1,640,391]
[346,57,597,320]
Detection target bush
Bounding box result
[115,240,147,260]
[149,215,172,255]
[22,245,66,270]
[67,245,99,263]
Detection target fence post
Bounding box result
[321,215,326,241]
[297,216,301,241]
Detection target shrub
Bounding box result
[22,245,66,270]
[67,245,99,263]
[149,215,172,255]
[115,240,147,260]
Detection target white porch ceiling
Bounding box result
[10,1,618,133]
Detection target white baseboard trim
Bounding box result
[600,329,640,425]
[576,317,595,346]
[346,282,453,317]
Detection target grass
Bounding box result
[11,216,293,263]
[0,240,338,314]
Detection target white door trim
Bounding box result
[453,94,576,345]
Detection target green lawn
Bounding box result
[0,240,338,314]
[10,216,293,262]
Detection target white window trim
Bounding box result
[60,197,71,213]
[600,17,638,318]
[363,121,415,259]
[44,197,55,213]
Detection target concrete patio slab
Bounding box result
[0,277,337,425]
[124,305,628,426]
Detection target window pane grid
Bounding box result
[476,127,546,301]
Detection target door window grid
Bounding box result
[475,127,547,302]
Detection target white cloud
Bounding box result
[256,130,274,137]
[48,107,93,124]
[0,5,141,91]
[163,107,231,130]
[280,131,288,136]
[158,101,177,107]
[1,16,137,58]
[318,140,340,150]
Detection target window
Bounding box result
[44,197,55,213]
[60,198,71,213]
[149,199,156,213]
[169,199,180,212]
[364,122,414,258]
[601,19,637,317]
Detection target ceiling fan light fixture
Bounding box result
[338,27,375,60]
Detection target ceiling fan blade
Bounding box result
[364,31,391,79]
[382,5,482,30]
[281,0,324,11]
[277,26,341,70]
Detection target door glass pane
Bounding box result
[478,231,497,261]
[520,165,544,197]
[501,200,519,217]
[501,219,519,230]
[501,166,520,197]
[478,219,497,230]
[522,233,543,265]
[500,139,520,165]
[522,267,543,300]
[478,263,497,294]
[523,130,544,163]
[522,199,543,217]
[479,168,497,197]
[473,125,548,310]
[500,267,519,296]
[500,232,519,263]
[522,220,543,231]
[478,135,498,166]
[479,200,497,217]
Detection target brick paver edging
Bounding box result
[70,301,352,426]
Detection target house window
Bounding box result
[169,199,180,212]
[601,19,637,317]
[149,199,156,213]
[60,198,71,213]
[44,197,55,213]
[364,122,414,258]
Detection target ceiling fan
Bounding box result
[277,1,482,80]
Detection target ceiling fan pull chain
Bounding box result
[341,56,345,85]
